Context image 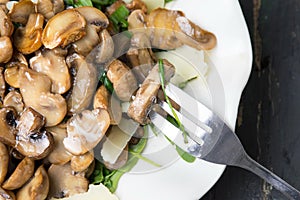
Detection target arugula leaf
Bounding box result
[109,5,130,32]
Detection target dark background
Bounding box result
[202,0,300,199]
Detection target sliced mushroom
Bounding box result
[8,0,35,25]
[126,0,147,13]
[3,91,24,114]
[2,157,35,190]
[30,48,71,94]
[72,25,100,56]
[128,9,147,30]
[75,6,109,32]
[42,9,87,49]
[71,150,94,172]
[93,85,122,125]
[0,36,13,63]
[0,187,15,200]
[128,59,175,124]
[107,59,138,101]
[5,52,28,69]
[0,8,14,37]
[66,53,98,114]
[147,8,217,50]
[13,13,44,55]
[63,109,110,155]
[0,67,5,101]
[16,165,49,200]
[18,67,67,126]
[37,0,64,20]
[15,107,54,159]
[0,107,17,147]
[46,124,72,165]
[4,66,22,88]
[48,163,89,198]
[0,142,8,185]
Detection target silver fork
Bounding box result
[149,83,300,200]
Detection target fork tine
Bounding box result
[149,110,203,158]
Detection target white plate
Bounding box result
[115,0,253,199]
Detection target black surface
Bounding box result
[202,0,300,199]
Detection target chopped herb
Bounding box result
[91,0,116,5]
[74,0,93,7]
[109,5,130,32]
[158,59,188,143]
[99,71,114,93]
[165,0,173,3]
[178,76,198,89]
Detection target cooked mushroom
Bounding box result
[30,48,71,94]
[0,8,14,37]
[46,124,72,165]
[106,0,125,16]
[42,9,87,49]
[126,0,147,13]
[0,142,8,185]
[106,59,138,101]
[128,9,147,30]
[127,59,175,124]
[16,165,49,200]
[2,157,35,190]
[48,163,89,198]
[66,53,98,114]
[3,91,24,114]
[63,109,110,155]
[15,107,54,159]
[147,8,217,50]
[37,0,64,20]
[126,32,156,83]
[18,67,67,126]
[7,0,35,25]
[75,6,109,32]
[0,36,13,63]
[0,187,15,200]
[13,13,44,55]
[0,67,5,101]
[0,107,17,147]
[5,52,28,69]
[93,85,122,125]
[4,66,22,88]
[70,150,94,172]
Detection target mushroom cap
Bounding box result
[4,66,22,88]
[2,157,35,190]
[63,109,110,155]
[0,142,9,185]
[13,13,44,55]
[16,165,49,200]
[0,107,17,147]
[48,163,89,198]
[3,91,24,114]
[0,36,13,63]
[0,8,14,37]
[42,9,87,49]
[8,0,35,25]
[70,150,94,172]
[30,48,71,94]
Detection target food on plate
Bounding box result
[0,0,216,199]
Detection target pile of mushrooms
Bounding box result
[0,0,216,199]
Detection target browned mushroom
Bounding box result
[0,187,15,200]
[66,53,98,114]
[5,52,28,69]
[18,67,67,126]
[3,91,24,114]
[0,36,13,63]
[70,150,94,172]
[4,66,22,88]
[46,124,72,165]
[128,9,147,30]
[147,8,217,50]
[2,157,35,190]
[0,8,14,37]
[0,107,17,147]
[42,9,87,49]
[48,163,89,198]
[63,109,110,155]
[15,107,54,159]
[126,0,147,13]
[93,85,122,125]
[107,59,138,101]
[0,142,9,185]
[37,0,64,20]
[127,59,175,124]
[7,0,35,25]
[0,67,5,101]
[30,48,71,94]
[13,13,44,55]
[16,165,49,200]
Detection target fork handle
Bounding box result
[236,154,300,200]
